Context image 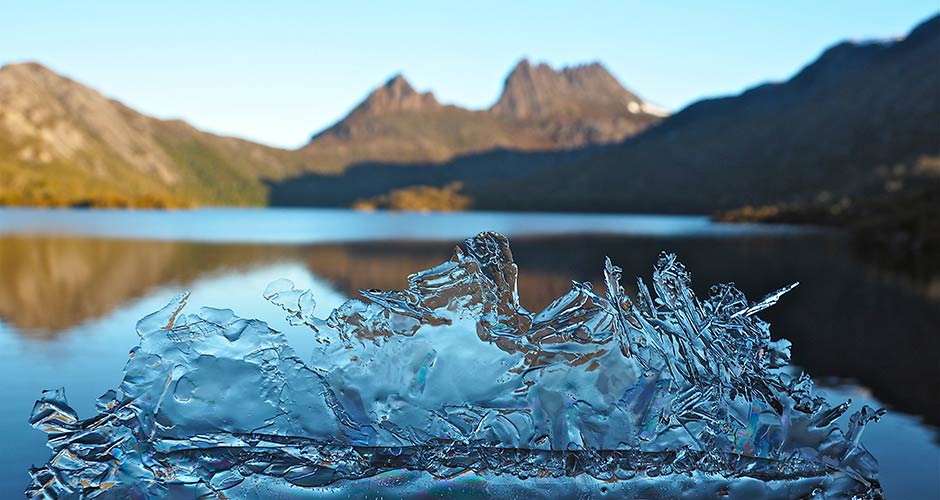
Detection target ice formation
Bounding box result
[28,233,884,499]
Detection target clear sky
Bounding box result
[3,1,937,148]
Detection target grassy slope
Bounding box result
[0,123,185,207]
[0,108,305,208]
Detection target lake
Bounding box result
[0,208,937,498]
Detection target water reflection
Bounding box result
[0,230,938,497]
[0,237,293,336]
[1,233,937,429]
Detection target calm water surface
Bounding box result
[0,208,936,498]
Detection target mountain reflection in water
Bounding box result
[1,232,936,429]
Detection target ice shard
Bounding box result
[27,232,884,499]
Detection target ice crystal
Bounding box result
[28,232,883,499]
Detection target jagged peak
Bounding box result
[502,59,614,84]
[352,72,440,115]
[508,58,533,73]
[383,73,414,93]
[492,58,643,119]
[562,60,614,78]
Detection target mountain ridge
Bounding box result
[0,58,661,206]
[1,13,936,212]
[272,14,938,213]
[299,58,663,171]
[492,59,643,119]
[472,14,940,214]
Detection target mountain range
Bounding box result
[478,14,939,214]
[0,14,936,214]
[0,58,662,207]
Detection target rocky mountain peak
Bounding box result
[491,58,646,120]
[353,73,441,115]
[385,73,414,93]
[308,58,664,149]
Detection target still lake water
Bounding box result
[0,208,937,498]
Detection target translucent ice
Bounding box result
[28,233,884,499]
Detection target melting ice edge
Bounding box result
[28,232,884,499]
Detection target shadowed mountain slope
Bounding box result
[475,15,940,213]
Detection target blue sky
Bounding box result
[3,1,937,148]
